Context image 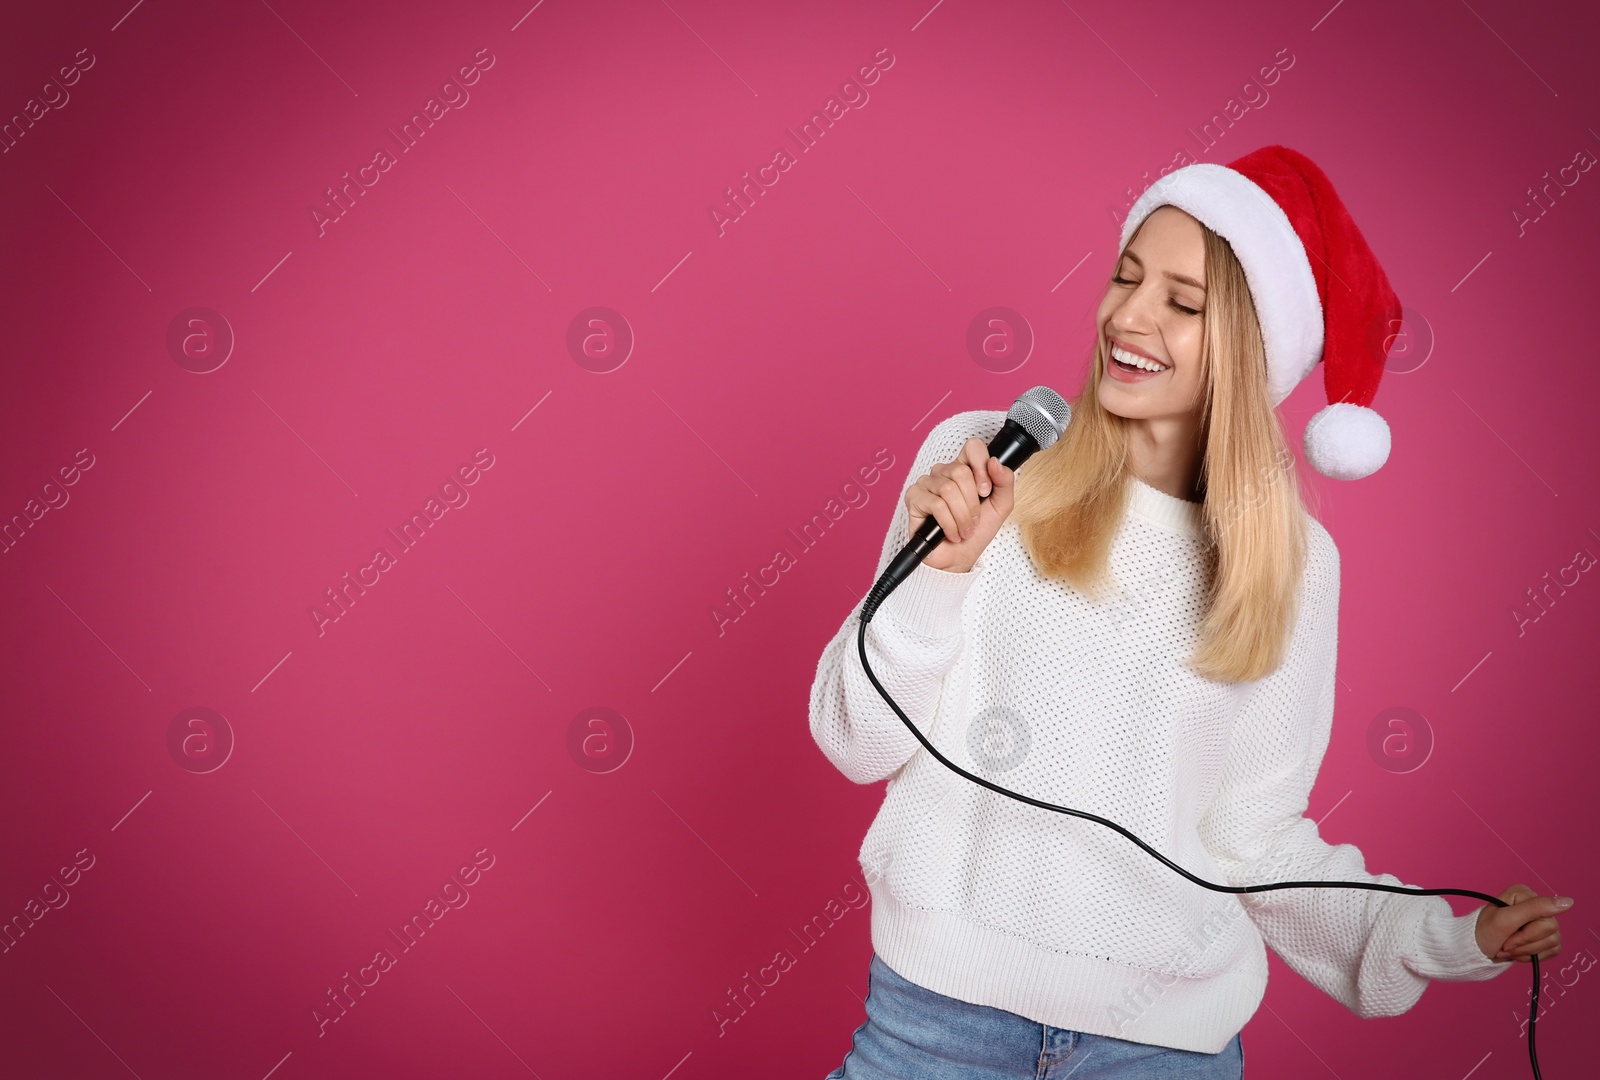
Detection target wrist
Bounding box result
[878,559,983,637]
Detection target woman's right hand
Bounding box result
[905,437,1017,573]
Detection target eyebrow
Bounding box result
[1121,250,1206,292]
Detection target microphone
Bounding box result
[862,386,1071,622]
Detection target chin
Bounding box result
[1096,381,1144,419]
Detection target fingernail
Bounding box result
[1555,896,1575,910]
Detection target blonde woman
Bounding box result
[810,146,1571,1078]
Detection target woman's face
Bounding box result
[1096,205,1208,422]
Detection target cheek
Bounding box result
[1172,326,1205,372]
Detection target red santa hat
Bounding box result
[1116,145,1401,480]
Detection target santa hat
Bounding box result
[1116,145,1401,480]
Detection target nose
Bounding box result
[1109,286,1158,337]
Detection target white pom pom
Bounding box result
[1304,402,1390,480]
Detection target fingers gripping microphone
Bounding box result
[861,386,1072,623]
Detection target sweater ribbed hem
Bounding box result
[1127,476,1204,540]
[868,876,1263,1055]
[877,560,984,639]
[1408,904,1514,981]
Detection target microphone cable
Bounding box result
[852,598,1547,1078]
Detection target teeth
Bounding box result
[1112,345,1166,372]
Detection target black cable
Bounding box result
[853,605,1544,1079]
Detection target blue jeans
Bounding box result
[825,953,1244,1079]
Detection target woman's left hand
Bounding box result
[1476,883,1573,963]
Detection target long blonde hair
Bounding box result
[1011,215,1312,683]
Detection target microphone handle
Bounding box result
[862,419,1038,621]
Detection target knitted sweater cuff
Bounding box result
[878,559,984,638]
[1408,904,1513,982]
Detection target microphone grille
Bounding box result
[1009,386,1072,450]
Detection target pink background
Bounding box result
[2,0,1596,1077]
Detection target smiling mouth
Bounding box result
[1108,342,1168,374]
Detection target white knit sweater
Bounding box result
[809,409,1508,1054]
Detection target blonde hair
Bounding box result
[1011,214,1312,683]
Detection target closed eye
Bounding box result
[1111,275,1202,317]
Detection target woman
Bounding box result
[808,146,1571,1078]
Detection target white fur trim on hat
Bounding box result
[1304,402,1390,480]
[1117,163,1324,407]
